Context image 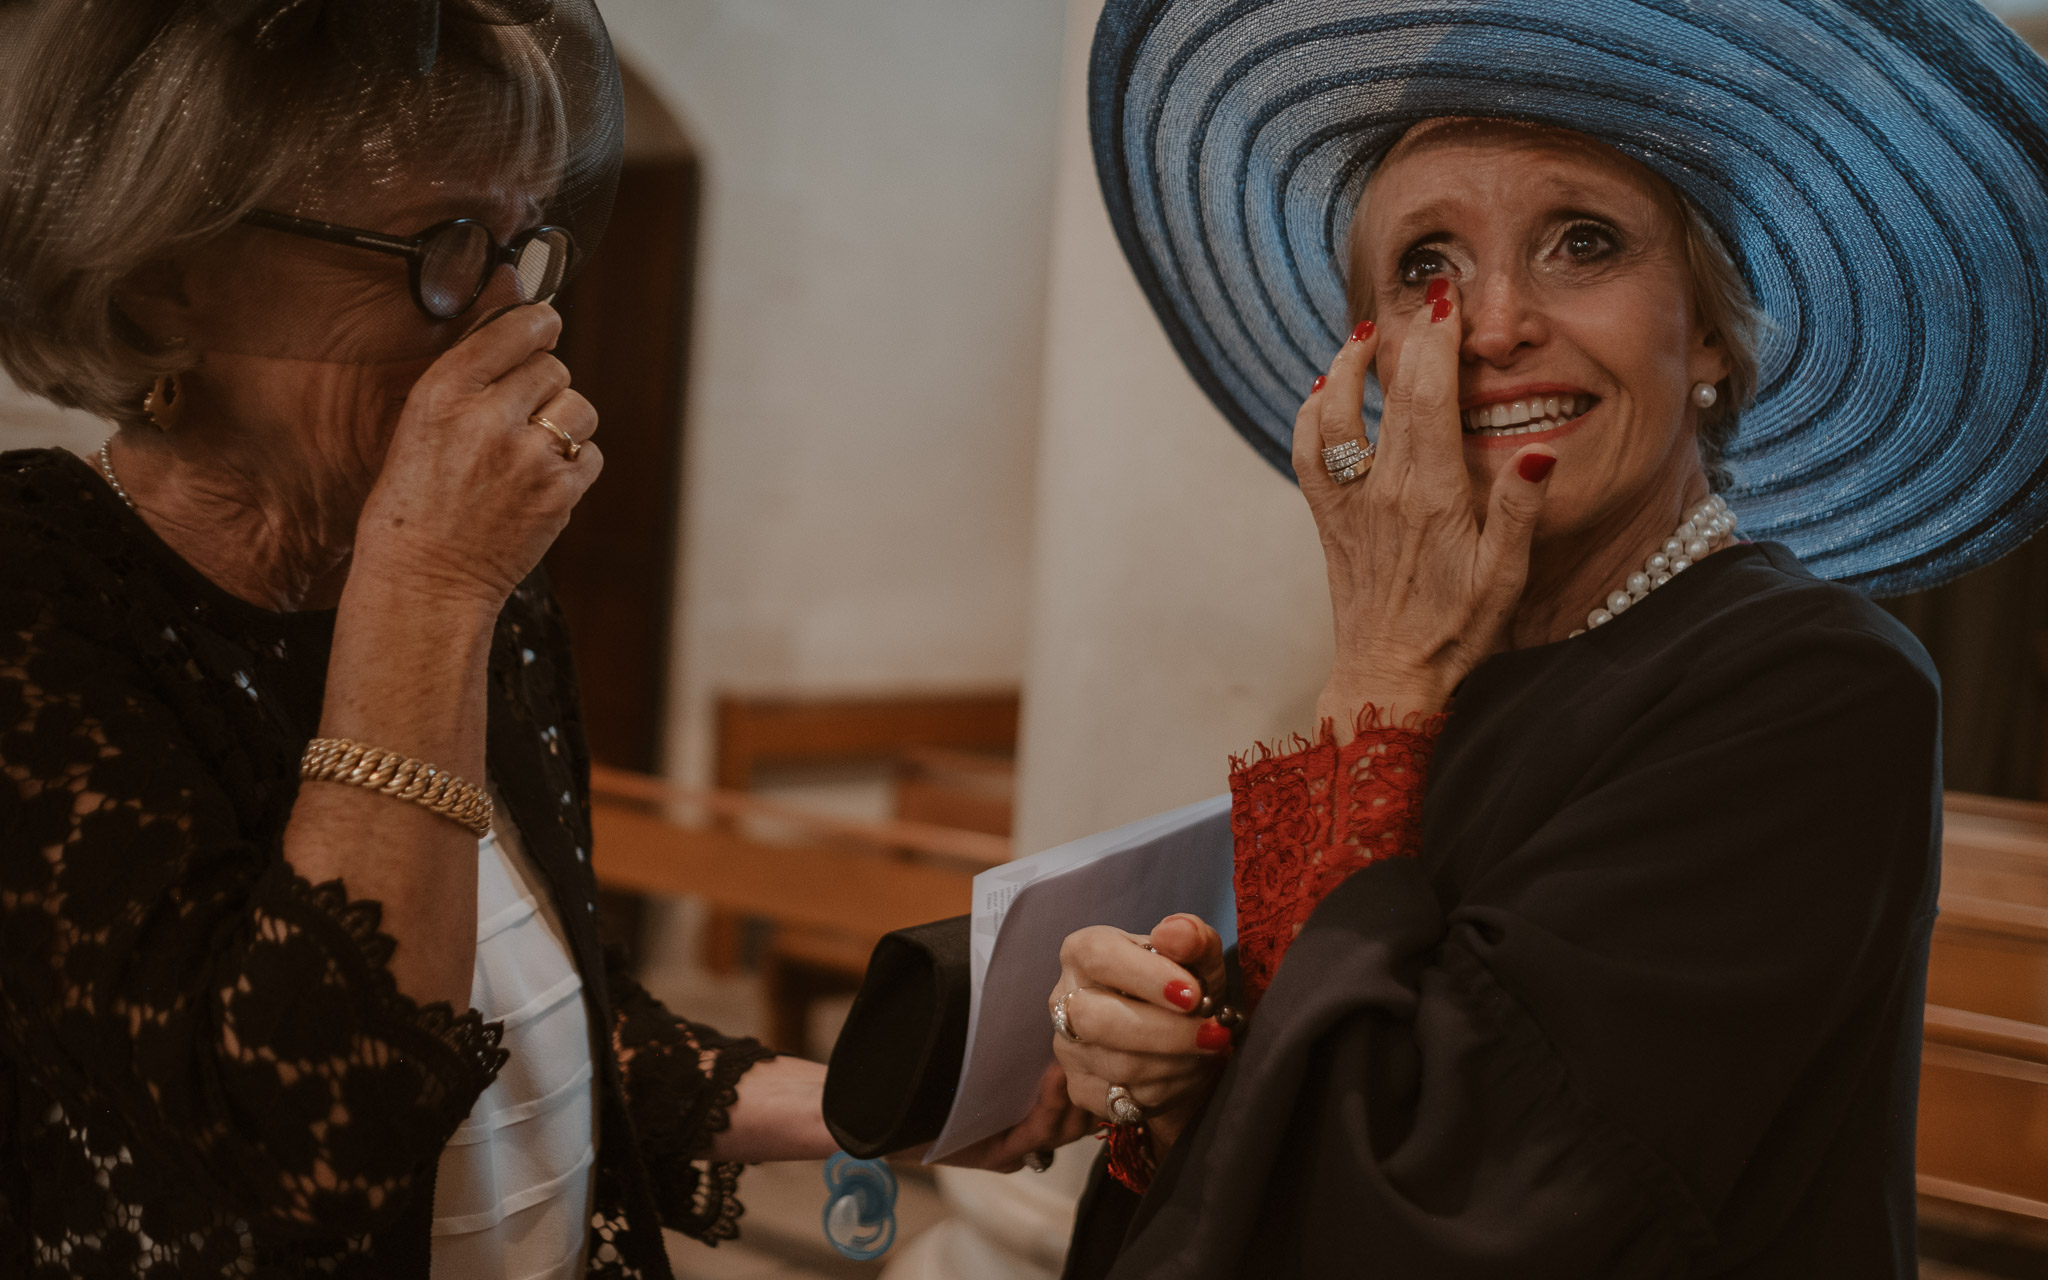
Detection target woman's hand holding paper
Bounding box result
[928,1060,1094,1172]
[1050,913,1231,1154]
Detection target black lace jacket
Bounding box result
[0,448,777,1279]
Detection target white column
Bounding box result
[600,0,1068,790]
[1010,0,1331,860]
[890,0,1333,1272]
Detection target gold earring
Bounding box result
[142,373,182,431]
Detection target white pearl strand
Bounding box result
[1568,494,1736,638]
[96,440,136,511]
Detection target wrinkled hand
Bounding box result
[930,1060,1094,1173]
[1049,913,1230,1155]
[353,302,600,608]
[1295,283,1551,734]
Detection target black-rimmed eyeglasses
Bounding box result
[241,209,578,321]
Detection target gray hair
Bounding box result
[0,12,298,427]
[0,7,571,429]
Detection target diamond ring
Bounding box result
[1052,989,1084,1044]
[1106,1084,1145,1126]
[1321,437,1374,484]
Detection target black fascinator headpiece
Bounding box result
[204,0,558,77]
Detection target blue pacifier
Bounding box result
[821,1152,898,1261]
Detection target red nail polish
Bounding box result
[1518,453,1556,483]
[1164,981,1197,1011]
[1311,375,1327,393]
[1430,297,1453,323]
[1196,1021,1232,1052]
[1425,278,1450,302]
[1350,320,1375,342]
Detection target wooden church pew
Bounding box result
[1918,793,2048,1236]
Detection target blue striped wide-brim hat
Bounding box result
[1090,0,2048,594]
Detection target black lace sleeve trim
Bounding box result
[606,953,778,1244]
[278,871,511,1094]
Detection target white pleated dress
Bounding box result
[430,794,599,1280]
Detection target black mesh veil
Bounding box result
[0,0,624,422]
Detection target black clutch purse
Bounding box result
[822,915,972,1159]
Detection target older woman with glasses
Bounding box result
[0,3,1077,1277]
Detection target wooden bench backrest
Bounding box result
[1919,793,2048,1223]
[713,691,1020,790]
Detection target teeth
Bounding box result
[1462,393,1591,433]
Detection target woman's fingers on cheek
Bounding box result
[1292,393,1327,485]
[1400,279,1466,474]
[1294,323,1380,480]
[1317,320,1380,450]
[1379,287,1457,466]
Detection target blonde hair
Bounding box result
[1344,125,1763,490]
[0,5,572,428]
[1677,198,1762,492]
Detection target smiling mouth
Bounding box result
[1460,393,1597,437]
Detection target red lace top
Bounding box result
[1103,708,1445,1192]
[1230,708,1445,1006]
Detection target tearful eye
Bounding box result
[1398,248,1451,287]
[1560,223,1618,261]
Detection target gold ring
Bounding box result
[532,414,582,462]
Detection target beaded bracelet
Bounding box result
[299,737,494,837]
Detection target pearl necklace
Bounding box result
[1568,494,1736,638]
[95,440,136,511]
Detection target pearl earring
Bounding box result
[1691,382,1719,410]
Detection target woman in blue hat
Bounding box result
[1043,2,2048,1275]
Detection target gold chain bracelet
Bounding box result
[299,737,494,837]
